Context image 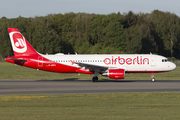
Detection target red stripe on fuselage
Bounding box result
[22,57,79,73]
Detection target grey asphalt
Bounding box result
[0,79,180,95]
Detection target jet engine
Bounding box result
[102,69,125,79]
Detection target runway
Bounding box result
[0,79,180,95]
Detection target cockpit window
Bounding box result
[162,59,169,62]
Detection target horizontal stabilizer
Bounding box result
[6,57,27,65]
[7,58,27,62]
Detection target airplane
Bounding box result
[5,28,176,82]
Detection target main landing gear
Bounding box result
[92,76,98,82]
[151,73,155,82]
[92,72,99,82]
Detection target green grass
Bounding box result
[0,93,180,120]
[0,62,179,80]
[1,63,180,120]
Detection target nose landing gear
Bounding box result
[151,73,155,82]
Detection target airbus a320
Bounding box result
[5,28,176,82]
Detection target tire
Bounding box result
[92,76,98,82]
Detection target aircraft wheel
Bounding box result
[92,76,98,82]
[151,73,155,82]
[151,78,155,82]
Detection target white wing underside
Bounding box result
[75,62,118,72]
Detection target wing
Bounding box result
[76,62,108,71]
[70,60,120,73]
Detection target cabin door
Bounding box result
[151,56,156,66]
[38,56,43,67]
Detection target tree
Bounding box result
[150,10,180,58]
[121,25,142,54]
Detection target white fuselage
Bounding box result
[42,54,176,73]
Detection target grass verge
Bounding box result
[0,93,180,120]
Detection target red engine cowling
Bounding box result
[108,69,125,79]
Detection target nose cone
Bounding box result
[170,62,176,71]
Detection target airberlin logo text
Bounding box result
[104,56,149,65]
[9,32,27,53]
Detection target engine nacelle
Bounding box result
[102,69,125,79]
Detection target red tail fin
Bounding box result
[8,28,39,56]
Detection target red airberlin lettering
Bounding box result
[104,56,149,65]
[104,58,111,65]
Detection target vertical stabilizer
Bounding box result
[8,28,38,56]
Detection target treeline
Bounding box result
[0,10,180,61]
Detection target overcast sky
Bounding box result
[1,0,179,18]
